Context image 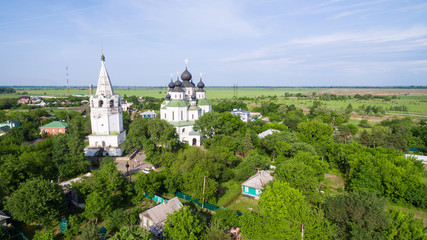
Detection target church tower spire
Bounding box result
[95,54,115,96]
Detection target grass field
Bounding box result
[2,87,427,116]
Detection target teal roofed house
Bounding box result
[241,170,274,199]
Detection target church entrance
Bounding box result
[192,138,197,146]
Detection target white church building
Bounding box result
[84,54,126,156]
[160,63,211,146]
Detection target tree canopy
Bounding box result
[5,178,65,227]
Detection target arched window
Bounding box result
[98,100,103,107]
[192,114,194,119]
[172,111,174,120]
[192,138,197,146]
[164,113,166,119]
[182,128,185,132]
[181,111,183,120]
[109,100,114,108]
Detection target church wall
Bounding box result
[188,109,200,121]
[199,105,211,116]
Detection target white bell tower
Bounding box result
[84,53,126,156]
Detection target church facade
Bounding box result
[160,64,211,146]
[84,54,126,156]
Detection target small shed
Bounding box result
[139,197,183,237]
[241,170,274,199]
[0,126,10,136]
[140,110,157,119]
[258,128,280,138]
[0,211,10,226]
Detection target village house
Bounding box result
[0,120,20,129]
[139,197,183,238]
[39,121,70,135]
[17,96,30,104]
[140,110,157,119]
[241,170,274,199]
[231,108,250,122]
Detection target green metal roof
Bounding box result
[188,106,201,111]
[169,121,195,127]
[166,99,189,107]
[40,121,70,129]
[189,131,200,136]
[197,99,211,106]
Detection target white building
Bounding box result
[140,110,157,119]
[160,64,211,146]
[258,128,281,138]
[231,108,250,122]
[84,54,126,156]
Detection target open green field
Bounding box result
[1,86,321,99]
[2,87,427,116]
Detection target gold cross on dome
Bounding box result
[185,59,188,66]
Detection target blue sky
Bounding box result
[0,0,426,87]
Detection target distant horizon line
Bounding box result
[1,85,427,89]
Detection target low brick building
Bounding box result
[40,121,70,135]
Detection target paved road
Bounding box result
[115,151,154,175]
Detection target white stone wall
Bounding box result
[188,109,201,121]
[199,105,211,115]
[88,131,126,148]
[175,125,200,146]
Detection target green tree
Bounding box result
[211,209,241,228]
[5,178,65,227]
[33,230,55,240]
[163,207,204,240]
[241,181,333,239]
[386,209,426,240]
[275,159,321,202]
[194,112,245,139]
[203,221,232,240]
[297,120,333,145]
[134,171,163,200]
[322,189,389,240]
[345,103,353,114]
[241,129,254,156]
[80,222,102,240]
[110,226,153,240]
[76,159,132,222]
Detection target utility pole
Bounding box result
[301,223,304,240]
[202,175,206,209]
[66,66,70,97]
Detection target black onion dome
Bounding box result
[191,93,196,100]
[197,78,205,88]
[181,67,192,81]
[168,79,175,88]
[175,79,182,87]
